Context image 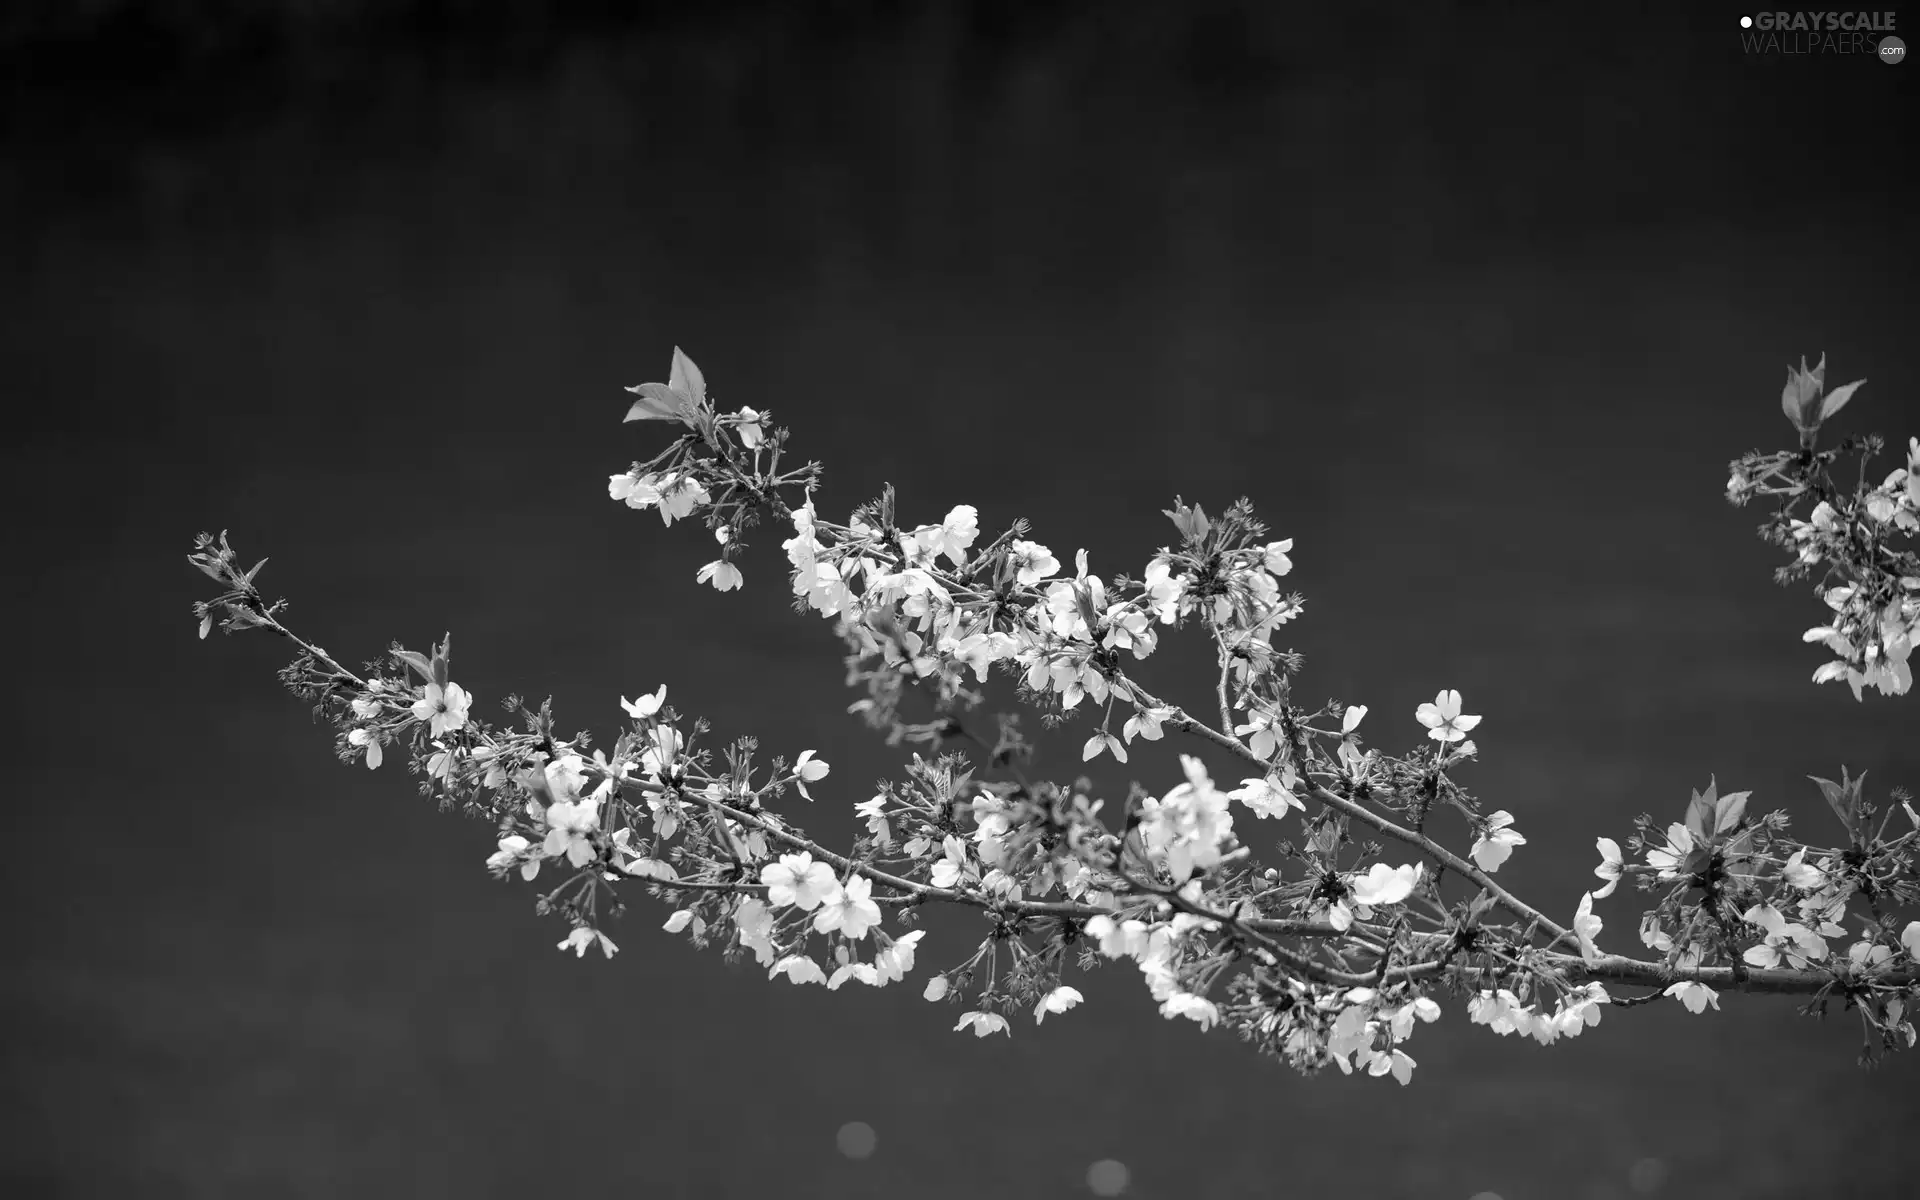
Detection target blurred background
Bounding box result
[3,2,1917,1197]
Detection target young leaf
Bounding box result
[624,383,692,422]
[1713,789,1752,835]
[392,648,435,685]
[1162,497,1210,545]
[668,346,707,406]
[1685,776,1718,841]
[623,347,708,424]
[244,557,269,584]
[1818,379,1866,422]
[1808,773,1856,838]
[1781,364,1818,430]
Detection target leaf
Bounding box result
[1713,789,1752,835]
[1684,776,1718,841]
[392,648,435,685]
[624,383,692,423]
[1818,379,1866,422]
[1161,497,1211,545]
[432,631,452,692]
[1781,366,1817,429]
[244,557,269,583]
[669,346,707,406]
[1808,773,1855,837]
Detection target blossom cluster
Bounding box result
[185,349,1920,1083]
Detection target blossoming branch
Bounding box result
[187,347,1920,1082]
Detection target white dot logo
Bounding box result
[1086,1159,1130,1196]
[834,1121,877,1160]
[1740,15,1753,27]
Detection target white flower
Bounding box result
[955,1011,1009,1037]
[1847,940,1893,974]
[1664,980,1719,1014]
[1035,986,1084,1024]
[813,875,883,940]
[1741,904,1829,969]
[1335,704,1369,769]
[640,726,682,778]
[1140,557,1187,623]
[1123,705,1171,743]
[1136,755,1236,885]
[732,406,766,448]
[1009,539,1060,586]
[826,961,879,991]
[873,930,924,984]
[1082,730,1127,763]
[1471,811,1526,872]
[770,955,828,986]
[1349,862,1422,908]
[1644,823,1696,881]
[915,505,979,567]
[1082,915,1137,960]
[608,471,657,508]
[1228,775,1304,820]
[924,976,950,1002]
[485,834,541,882]
[696,560,743,591]
[1781,847,1827,892]
[541,798,600,868]
[347,727,383,770]
[1592,837,1623,898]
[1232,708,1284,760]
[1368,1048,1416,1085]
[557,926,618,959]
[653,471,710,526]
[410,681,472,737]
[1414,689,1482,743]
[1158,992,1219,1031]
[792,750,830,800]
[929,835,976,890]
[1573,891,1604,965]
[1262,539,1294,577]
[620,685,667,719]
[761,852,837,911]
[662,909,704,935]
[1902,921,1920,961]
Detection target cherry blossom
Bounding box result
[762,851,837,911]
[1573,891,1604,965]
[955,1011,1009,1037]
[1035,986,1085,1024]
[347,727,383,770]
[791,750,830,799]
[557,926,618,959]
[1471,810,1526,872]
[1592,837,1623,898]
[410,681,471,736]
[814,875,882,939]
[770,955,828,986]
[620,684,667,719]
[1414,689,1481,743]
[696,560,743,591]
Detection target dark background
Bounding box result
[4,2,1917,1197]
